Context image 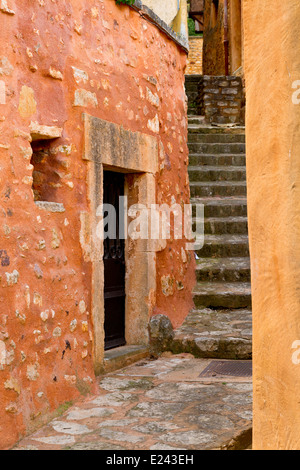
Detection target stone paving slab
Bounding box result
[14,354,252,451]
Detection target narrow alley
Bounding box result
[14,354,252,451]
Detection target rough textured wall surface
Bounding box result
[244,0,300,450]
[0,0,193,449]
[186,37,203,75]
[203,0,225,75]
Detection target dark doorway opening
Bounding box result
[103,171,126,351]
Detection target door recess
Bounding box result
[103,171,126,351]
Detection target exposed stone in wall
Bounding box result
[203,75,244,125]
[18,86,37,119]
[29,123,63,141]
[0,56,13,76]
[0,0,15,15]
[73,89,98,108]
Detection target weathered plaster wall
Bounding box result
[0,0,194,449]
[244,0,300,450]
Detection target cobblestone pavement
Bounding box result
[14,354,252,451]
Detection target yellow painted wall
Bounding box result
[244,0,300,450]
[143,0,188,39]
[142,0,179,25]
[172,0,188,39]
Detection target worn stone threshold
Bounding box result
[188,115,245,132]
[102,345,150,374]
[169,308,252,360]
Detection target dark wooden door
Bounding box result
[103,171,126,350]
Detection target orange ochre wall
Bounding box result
[244,0,300,450]
[0,0,194,449]
[203,0,226,75]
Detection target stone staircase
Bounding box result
[171,116,252,360]
[185,75,202,115]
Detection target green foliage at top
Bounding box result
[116,0,135,5]
[188,18,203,37]
[188,18,197,36]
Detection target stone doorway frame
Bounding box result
[82,114,159,375]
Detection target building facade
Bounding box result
[203,0,243,76]
[0,0,193,449]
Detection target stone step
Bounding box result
[191,197,248,218]
[187,102,198,111]
[188,108,198,116]
[190,181,247,198]
[189,153,246,167]
[185,76,202,86]
[195,234,249,258]
[185,121,252,364]
[193,216,248,235]
[188,116,206,125]
[193,282,252,309]
[186,93,198,99]
[186,88,199,96]
[185,80,199,88]
[196,257,251,282]
[185,74,202,81]
[188,142,246,154]
[186,90,199,99]
[187,123,245,134]
[189,166,246,183]
[170,308,252,360]
[188,133,245,143]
